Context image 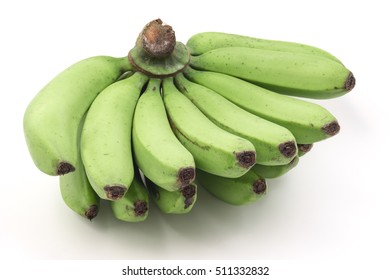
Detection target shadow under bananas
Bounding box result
[86,182,271,255]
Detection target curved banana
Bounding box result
[251,156,299,179]
[81,72,148,201]
[196,169,267,206]
[174,73,297,166]
[184,68,340,144]
[187,32,342,63]
[162,77,256,178]
[190,47,355,99]
[145,176,197,214]
[132,78,196,191]
[110,167,149,222]
[24,56,132,176]
[59,114,99,220]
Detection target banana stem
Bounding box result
[137,18,176,58]
[128,19,190,78]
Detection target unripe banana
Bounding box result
[196,169,267,206]
[184,68,340,144]
[190,47,355,99]
[162,77,256,178]
[81,72,148,201]
[110,168,149,222]
[251,156,299,179]
[132,78,196,191]
[187,32,342,63]
[59,114,99,220]
[145,176,197,214]
[24,56,132,176]
[174,73,297,166]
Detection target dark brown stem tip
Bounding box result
[104,185,126,200]
[236,151,256,168]
[298,143,313,153]
[181,184,196,209]
[134,200,148,216]
[180,184,196,199]
[345,72,356,91]
[178,167,196,185]
[279,141,297,158]
[322,121,340,136]
[253,179,267,194]
[141,18,176,58]
[85,205,99,221]
[57,161,75,175]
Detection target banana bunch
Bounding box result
[23,19,355,221]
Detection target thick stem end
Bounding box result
[140,18,176,58]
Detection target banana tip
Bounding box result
[104,185,126,200]
[85,205,99,221]
[279,141,297,158]
[134,200,148,216]
[178,167,196,185]
[345,72,356,91]
[181,184,196,199]
[253,179,267,195]
[181,184,196,209]
[298,143,313,154]
[56,161,75,175]
[236,151,256,168]
[322,121,340,136]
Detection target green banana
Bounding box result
[24,56,132,176]
[184,68,340,144]
[145,176,197,214]
[110,167,149,222]
[190,47,355,99]
[297,144,314,157]
[81,72,148,201]
[174,73,297,166]
[251,156,299,179]
[162,77,256,178]
[196,169,267,206]
[187,32,342,63]
[59,114,100,221]
[132,78,196,191]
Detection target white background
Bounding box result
[1,0,389,278]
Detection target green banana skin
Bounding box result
[184,68,340,144]
[190,47,355,99]
[187,32,342,64]
[162,77,256,178]
[132,78,196,192]
[110,169,149,222]
[251,156,299,179]
[196,169,267,206]
[174,73,297,166]
[59,114,100,221]
[24,56,132,176]
[145,176,197,214]
[81,72,148,201]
